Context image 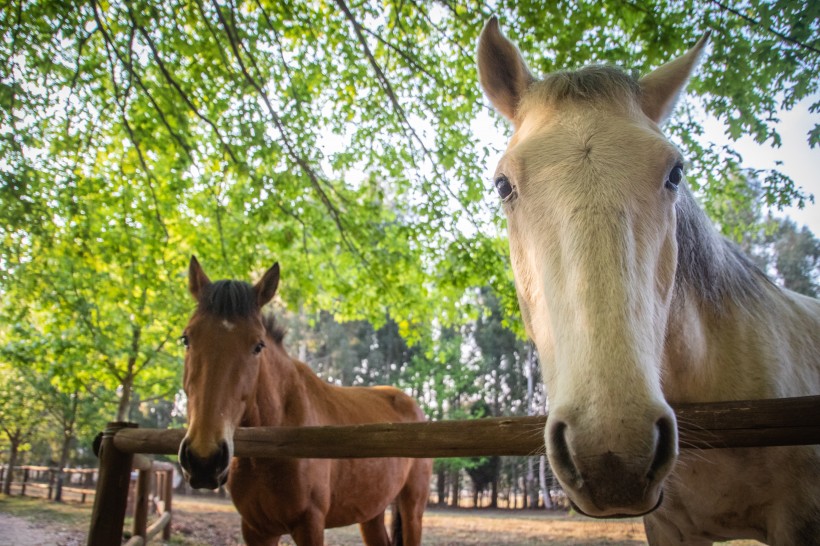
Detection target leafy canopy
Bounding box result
[1,1,817,418]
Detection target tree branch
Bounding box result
[209,0,363,259]
[708,0,820,55]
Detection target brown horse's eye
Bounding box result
[180,334,190,349]
[253,341,266,355]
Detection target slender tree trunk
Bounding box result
[116,326,141,422]
[54,434,72,502]
[540,456,553,509]
[55,393,79,502]
[449,468,459,507]
[436,466,447,506]
[3,432,21,495]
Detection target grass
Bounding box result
[0,493,89,530]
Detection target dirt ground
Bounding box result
[171,496,651,545]
[0,493,762,545]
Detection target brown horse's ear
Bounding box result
[639,32,710,125]
[477,16,535,123]
[188,256,211,301]
[254,262,280,308]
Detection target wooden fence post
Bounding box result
[86,422,137,546]
[132,458,151,541]
[162,468,173,540]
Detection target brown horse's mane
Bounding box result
[197,279,286,345]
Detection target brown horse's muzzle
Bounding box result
[179,438,230,490]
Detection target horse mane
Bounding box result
[673,186,771,313]
[198,280,286,345]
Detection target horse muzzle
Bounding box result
[179,437,231,490]
[546,410,678,517]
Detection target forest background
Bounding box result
[1,0,818,507]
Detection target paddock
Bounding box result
[86,395,820,546]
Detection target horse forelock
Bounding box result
[197,280,285,345]
[521,65,641,115]
[673,186,770,313]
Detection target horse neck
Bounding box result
[242,344,314,428]
[664,186,788,401]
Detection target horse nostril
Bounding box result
[178,439,191,473]
[648,416,678,482]
[219,440,230,468]
[548,420,582,488]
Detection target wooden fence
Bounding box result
[0,465,97,502]
[122,454,175,546]
[86,395,820,546]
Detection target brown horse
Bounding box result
[178,257,432,546]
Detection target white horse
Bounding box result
[477,17,820,545]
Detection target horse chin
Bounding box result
[569,490,664,519]
[182,467,229,491]
[185,470,228,491]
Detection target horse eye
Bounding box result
[253,341,266,355]
[666,165,684,190]
[180,334,190,349]
[495,175,514,201]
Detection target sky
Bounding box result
[708,97,819,234]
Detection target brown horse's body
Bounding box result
[179,258,432,546]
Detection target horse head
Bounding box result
[478,18,709,517]
[178,256,280,489]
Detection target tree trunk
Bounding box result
[54,433,73,501]
[540,456,553,509]
[117,326,141,422]
[449,468,460,508]
[436,466,447,505]
[3,432,21,495]
[55,394,79,502]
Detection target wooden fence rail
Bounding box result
[87,395,820,546]
[112,395,820,459]
[0,465,97,502]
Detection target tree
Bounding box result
[709,170,819,298]
[1,0,816,428]
[0,364,45,494]
[767,217,820,297]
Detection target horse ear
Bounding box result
[188,256,211,301]
[254,262,280,307]
[477,16,535,122]
[639,32,710,124]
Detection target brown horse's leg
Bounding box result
[290,513,326,546]
[358,511,391,546]
[396,459,432,546]
[241,519,280,546]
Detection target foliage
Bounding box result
[0,1,817,492]
[712,170,819,297]
[764,216,820,296]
